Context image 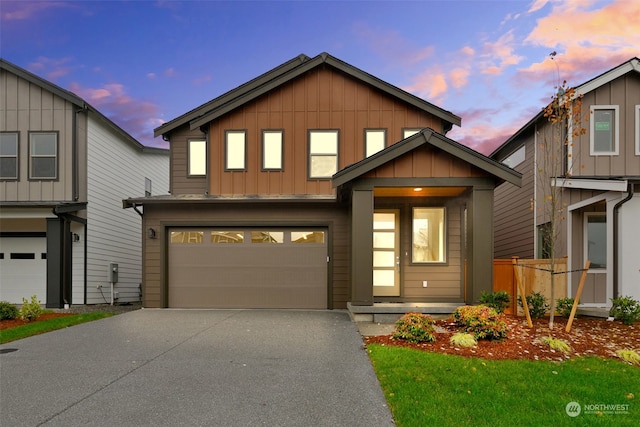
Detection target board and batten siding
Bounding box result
[205,67,445,197]
[493,137,535,259]
[570,73,640,178]
[0,68,84,203]
[86,115,169,304]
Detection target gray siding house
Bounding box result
[124,53,520,313]
[492,57,640,306]
[0,59,169,308]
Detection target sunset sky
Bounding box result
[1,0,638,153]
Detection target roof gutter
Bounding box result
[612,180,636,298]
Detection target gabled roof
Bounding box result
[154,52,462,138]
[332,128,521,188]
[0,58,167,154]
[490,57,640,160]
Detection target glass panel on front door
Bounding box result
[373,210,400,296]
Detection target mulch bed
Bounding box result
[0,313,73,331]
[365,315,640,363]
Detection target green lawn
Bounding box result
[368,345,639,427]
[0,312,113,344]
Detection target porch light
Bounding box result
[413,188,423,192]
[147,227,157,239]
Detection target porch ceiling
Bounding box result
[373,187,467,198]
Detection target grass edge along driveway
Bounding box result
[0,312,113,344]
[367,344,639,427]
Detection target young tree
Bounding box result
[537,63,586,329]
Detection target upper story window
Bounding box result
[262,130,283,170]
[29,132,57,180]
[365,129,386,157]
[309,130,338,179]
[0,132,18,180]
[502,145,526,168]
[225,130,246,171]
[590,106,619,155]
[403,128,421,139]
[188,139,206,176]
[145,177,152,197]
[635,105,640,156]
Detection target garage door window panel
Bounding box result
[170,231,204,244]
[211,231,244,243]
[292,231,325,244]
[251,231,284,243]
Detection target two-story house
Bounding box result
[0,59,169,308]
[492,57,640,307]
[124,53,520,314]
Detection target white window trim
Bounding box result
[589,105,619,156]
[635,105,640,156]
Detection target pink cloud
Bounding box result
[27,56,75,81]
[480,30,524,75]
[404,68,448,100]
[449,68,470,88]
[352,22,435,66]
[0,1,74,22]
[69,82,165,148]
[527,0,550,14]
[460,46,475,56]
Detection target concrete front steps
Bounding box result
[348,302,464,324]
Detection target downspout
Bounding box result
[613,181,635,298]
[72,106,86,201]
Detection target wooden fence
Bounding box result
[493,257,568,315]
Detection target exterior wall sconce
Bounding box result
[147,227,157,239]
[72,233,81,242]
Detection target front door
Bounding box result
[373,210,400,297]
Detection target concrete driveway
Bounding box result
[0,309,394,427]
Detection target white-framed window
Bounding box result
[188,139,206,176]
[635,105,640,156]
[502,145,526,168]
[590,105,619,155]
[412,207,446,263]
[262,130,283,170]
[308,130,338,179]
[0,132,18,180]
[584,212,606,269]
[29,132,57,179]
[403,128,421,139]
[365,129,386,157]
[225,130,246,170]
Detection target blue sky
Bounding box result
[1,0,638,153]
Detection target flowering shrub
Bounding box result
[452,305,508,340]
[393,312,436,343]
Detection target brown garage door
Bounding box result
[168,228,327,308]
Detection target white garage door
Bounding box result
[0,237,47,304]
[168,228,327,309]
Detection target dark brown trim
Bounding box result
[261,129,285,171]
[224,129,247,171]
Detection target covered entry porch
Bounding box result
[332,129,522,315]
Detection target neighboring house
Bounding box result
[0,59,169,308]
[491,57,640,306]
[124,52,520,312]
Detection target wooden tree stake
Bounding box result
[565,260,591,333]
[513,258,533,328]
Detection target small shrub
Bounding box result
[518,291,549,318]
[539,336,571,354]
[449,332,477,348]
[609,296,640,325]
[18,295,44,322]
[452,305,508,340]
[393,312,437,343]
[615,349,640,366]
[0,301,19,320]
[556,297,577,318]
[479,290,511,314]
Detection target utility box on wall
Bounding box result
[109,263,119,283]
